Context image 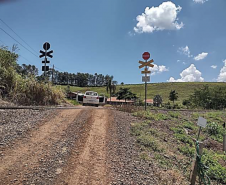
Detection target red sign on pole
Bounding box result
[142,52,150,60]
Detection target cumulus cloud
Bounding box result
[217,60,226,82]
[167,64,204,82]
[178,46,192,57]
[148,64,169,76]
[134,1,183,33]
[194,52,208,61]
[193,0,207,4]
[211,65,217,69]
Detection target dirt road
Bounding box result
[0,107,157,185]
[0,108,110,185]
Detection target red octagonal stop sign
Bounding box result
[142,52,150,60]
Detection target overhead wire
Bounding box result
[0,20,65,73]
[0,27,39,58]
[0,18,37,54]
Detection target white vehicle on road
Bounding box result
[77,91,105,107]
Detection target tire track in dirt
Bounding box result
[0,109,82,184]
[56,109,109,185]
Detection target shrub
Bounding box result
[207,122,220,136]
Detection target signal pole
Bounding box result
[139,52,154,111]
[52,64,54,84]
[145,63,147,110]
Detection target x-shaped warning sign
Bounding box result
[139,59,154,69]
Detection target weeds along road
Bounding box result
[0,107,156,185]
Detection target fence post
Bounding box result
[190,141,204,185]
[223,135,226,152]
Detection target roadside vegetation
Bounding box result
[0,46,64,105]
[59,82,226,105]
[131,110,226,184]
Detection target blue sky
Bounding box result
[0,0,226,84]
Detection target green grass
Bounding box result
[131,110,226,184]
[66,99,80,105]
[178,144,195,157]
[58,82,226,104]
[133,111,169,121]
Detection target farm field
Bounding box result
[58,82,226,104]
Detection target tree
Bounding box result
[169,90,178,107]
[188,85,226,110]
[106,79,113,102]
[121,82,124,85]
[116,88,137,102]
[153,95,162,107]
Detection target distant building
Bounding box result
[107,97,134,105]
[143,99,153,106]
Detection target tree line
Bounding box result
[15,63,116,87]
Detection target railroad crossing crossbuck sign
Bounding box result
[138,52,155,111]
[139,59,154,76]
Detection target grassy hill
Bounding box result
[58,82,226,104]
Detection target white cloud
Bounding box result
[178,46,192,57]
[193,0,207,4]
[194,52,208,61]
[148,64,169,76]
[211,65,217,69]
[167,64,204,82]
[134,1,183,33]
[217,60,226,82]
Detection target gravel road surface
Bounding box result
[0,107,157,185]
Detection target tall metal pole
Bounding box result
[145,62,147,111]
[52,64,54,84]
[44,49,47,80]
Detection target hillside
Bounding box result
[59,82,226,104]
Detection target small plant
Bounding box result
[137,134,160,151]
[178,144,195,157]
[169,111,180,118]
[174,133,194,146]
[131,122,149,136]
[207,122,220,135]
[183,121,197,130]
[154,153,172,168]
[139,152,150,161]
[171,127,184,134]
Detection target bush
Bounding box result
[182,99,191,108]
[163,102,172,109]
[207,122,220,136]
[0,47,65,105]
[10,78,64,105]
